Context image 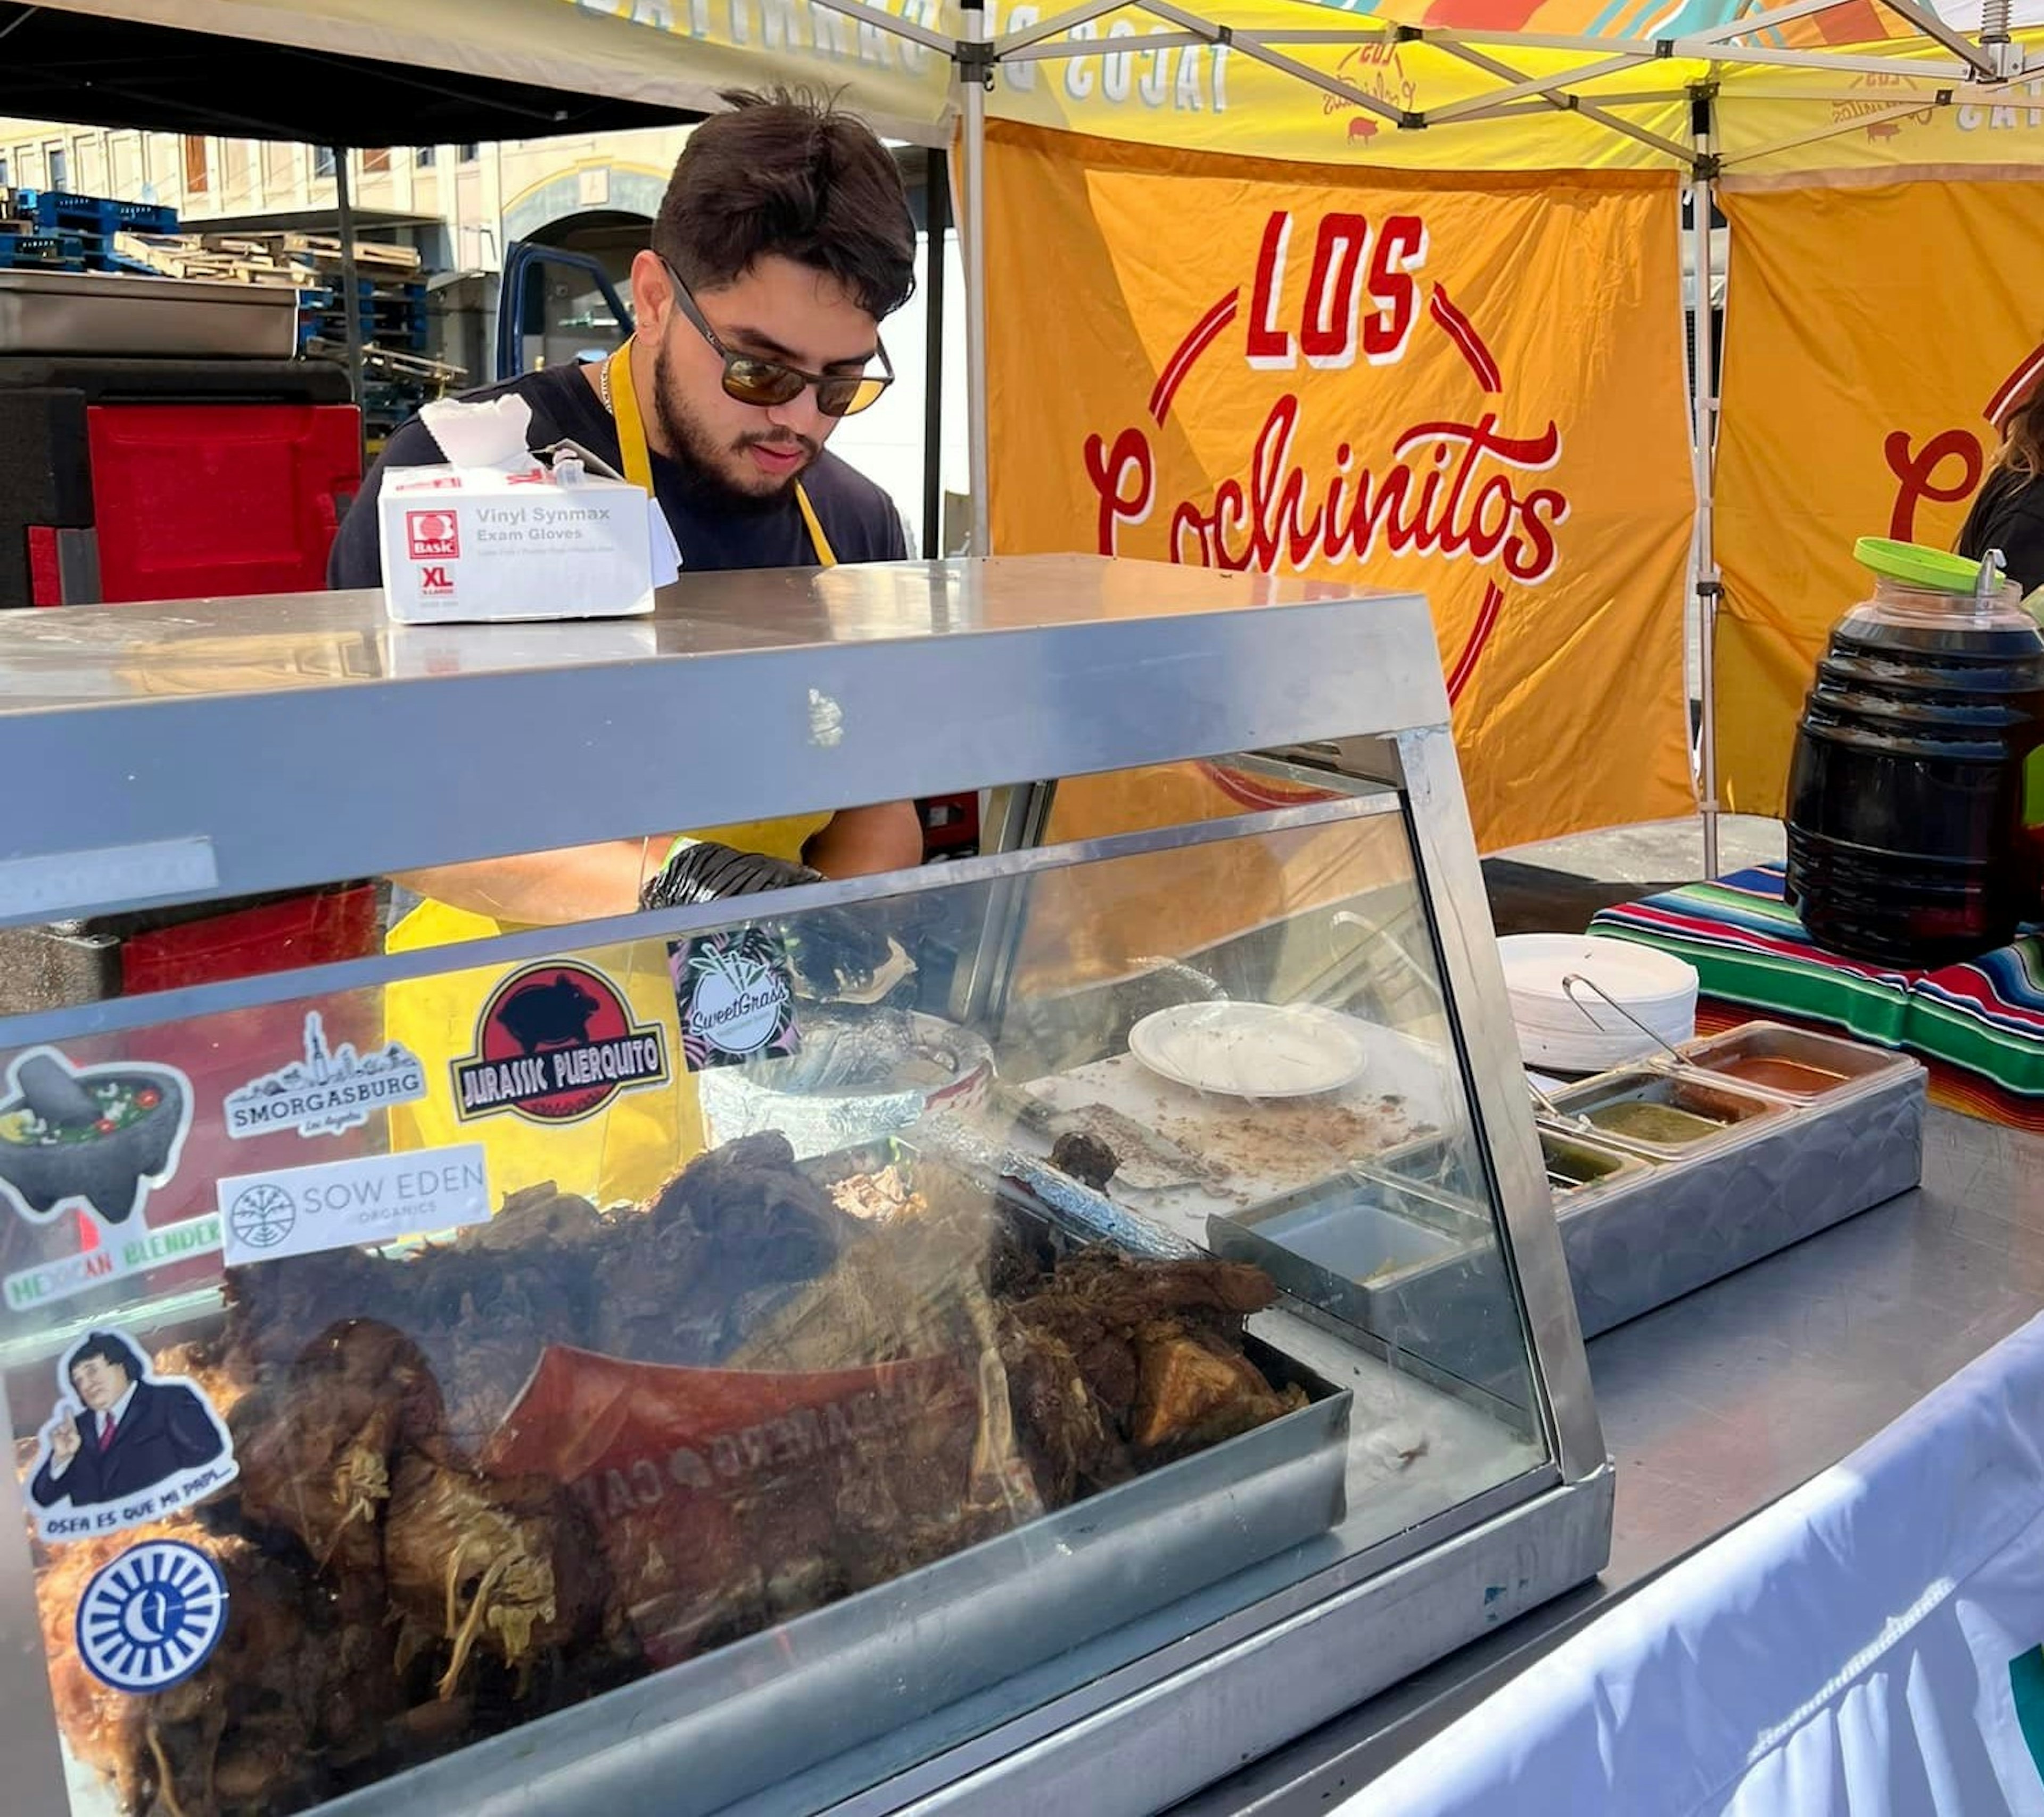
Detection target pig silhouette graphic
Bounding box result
[496,972,600,1054]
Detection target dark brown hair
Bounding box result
[655,88,915,321]
[2000,386,2044,480]
[71,1331,144,1383]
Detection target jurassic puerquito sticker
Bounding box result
[0,1046,220,1317]
[27,1330,237,1542]
[452,960,668,1125]
[669,928,800,1073]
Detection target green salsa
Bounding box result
[1585,1100,1722,1147]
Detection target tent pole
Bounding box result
[962,0,992,557]
[332,145,367,482]
[1691,95,1722,882]
[924,145,950,558]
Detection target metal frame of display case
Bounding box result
[0,555,1610,1817]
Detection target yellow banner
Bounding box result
[985,123,1695,852]
[1714,177,2044,814]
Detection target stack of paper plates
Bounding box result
[1497,934,1699,1074]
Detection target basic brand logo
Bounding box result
[406,510,460,560]
[452,961,668,1125]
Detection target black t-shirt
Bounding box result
[1959,465,2044,598]
[326,363,908,589]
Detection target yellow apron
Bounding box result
[386,340,837,1209]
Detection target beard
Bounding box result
[651,338,820,515]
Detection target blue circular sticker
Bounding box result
[75,1540,228,1693]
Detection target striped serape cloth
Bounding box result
[1588,865,2044,1127]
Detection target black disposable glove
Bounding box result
[639,839,905,1002]
[639,840,821,908]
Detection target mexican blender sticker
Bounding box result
[670,928,800,1072]
[0,1047,191,1230]
[27,1330,238,1543]
[452,961,668,1125]
[76,1538,230,1693]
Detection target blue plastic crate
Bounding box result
[14,189,177,235]
[0,233,85,269]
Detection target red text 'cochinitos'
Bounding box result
[1082,208,1572,583]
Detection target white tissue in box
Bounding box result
[378,461,655,624]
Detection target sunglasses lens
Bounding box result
[819,376,889,419]
[723,358,804,407]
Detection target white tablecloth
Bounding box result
[1350,1312,2044,1816]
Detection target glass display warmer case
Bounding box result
[0,556,1610,1817]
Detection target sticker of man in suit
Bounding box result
[25,1331,237,1542]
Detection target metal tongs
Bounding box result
[1560,972,1705,1078]
[1526,1072,1585,1126]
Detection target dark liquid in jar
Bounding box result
[1708,1055,1843,1097]
[1586,1101,1724,1146]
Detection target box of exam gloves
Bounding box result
[377,393,678,625]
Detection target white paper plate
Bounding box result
[1498,934,1698,1012]
[1128,1002,1371,1099]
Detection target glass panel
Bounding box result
[3,801,1545,1816]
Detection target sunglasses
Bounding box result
[661,259,893,419]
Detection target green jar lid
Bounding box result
[1855,536,1984,592]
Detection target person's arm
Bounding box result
[393,839,666,925]
[804,802,923,877]
[397,804,921,924]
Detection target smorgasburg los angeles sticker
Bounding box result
[452,961,668,1125]
[223,1010,426,1141]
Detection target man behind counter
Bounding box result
[332,92,924,1205]
[328,87,925,904]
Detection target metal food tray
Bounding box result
[0,269,300,359]
[1544,1037,1927,1336]
[318,1337,1350,1817]
[1205,1163,1528,1414]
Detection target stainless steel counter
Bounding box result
[1173,1104,2044,1814]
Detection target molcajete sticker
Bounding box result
[0,1047,220,1318]
[0,1047,191,1230]
[26,1331,236,1541]
[670,929,800,1072]
[452,961,668,1125]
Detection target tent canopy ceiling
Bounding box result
[980,0,2044,174]
[0,2,702,144]
[1,0,2032,189]
[1,0,957,148]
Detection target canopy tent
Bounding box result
[0,0,954,146]
[941,0,2044,864]
[11,0,2043,861]
[972,0,2044,176]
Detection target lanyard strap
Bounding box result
[604,337,836,569]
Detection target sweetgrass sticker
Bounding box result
[668,929,800,1073]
